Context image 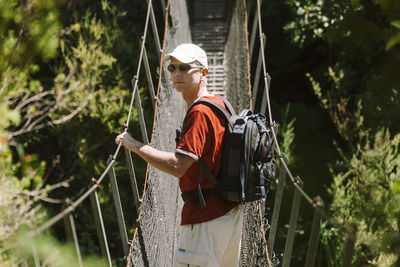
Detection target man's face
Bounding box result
[169,57,203,93]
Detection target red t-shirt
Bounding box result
[176,95,239,225]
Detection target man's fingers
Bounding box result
[116,132,129,145]
[115,133,124,145]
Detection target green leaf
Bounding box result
[391,20,400,29]
[394,181,400,193]
[16,144,24,158]
[386,32,400,51]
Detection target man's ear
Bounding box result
[202,68,208,76]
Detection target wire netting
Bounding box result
[225,2,278,266]
[128,71,186,267]
[127,0,190,266]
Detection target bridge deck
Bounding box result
[189,0,229,96]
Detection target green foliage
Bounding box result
[7,231,104,266]
[285,0,400,134]
[0,0,61,70]
[282,0,400,265]
[283,0,344,46]
[386,20,400,51]
[0,2,59,264]
[0,0,61,135]
[0,2,122,139]
[328,128,400,266]
[0,144,49,264]
[279,104,296,165]
[307,68,362,147]
[320,221,341,267]
[0,0,153,263]
[0,103,20,135]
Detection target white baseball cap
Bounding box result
[163,43,208,69]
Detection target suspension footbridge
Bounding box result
[23,1,356,266]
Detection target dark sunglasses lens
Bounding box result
[167,64,176,72]
[179,64,191,71]
[168,64,197,72]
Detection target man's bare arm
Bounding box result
[115,132,195,178]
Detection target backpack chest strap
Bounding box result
[182,158,219,207]
[181,188,219,205]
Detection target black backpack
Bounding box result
[177,95,276,207]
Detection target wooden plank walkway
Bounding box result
[189,0,228,96]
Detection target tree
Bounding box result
[0,0,154,264]
[1,0,65,264]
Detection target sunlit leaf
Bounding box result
[394,181,400,193]
[386,32,400,51]
[391,20,400,29]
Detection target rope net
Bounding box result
[129,77,186,267]
[225,1,279,266]
[127,0,190,266]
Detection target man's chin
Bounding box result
[174,86,187,92]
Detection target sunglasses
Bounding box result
[167,63,203,72]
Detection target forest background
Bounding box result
[1,0,399,266]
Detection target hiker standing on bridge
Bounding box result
[116,43,243,267]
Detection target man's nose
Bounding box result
[171,68,182,77]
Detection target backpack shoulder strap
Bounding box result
[187,98,233,123]
[216,95,236,116]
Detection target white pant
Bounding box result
[173,205,243,267]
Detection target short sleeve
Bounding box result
[176,110,212,161]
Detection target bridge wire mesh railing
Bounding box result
[124,0,196,266]
[238,0,276,266]
[26,0,164,266]
[246,0,357,266]
[125,0,172,266]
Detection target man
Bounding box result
[116,43,242,267]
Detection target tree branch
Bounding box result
[14,90,54,112]
[9,96,89,137]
